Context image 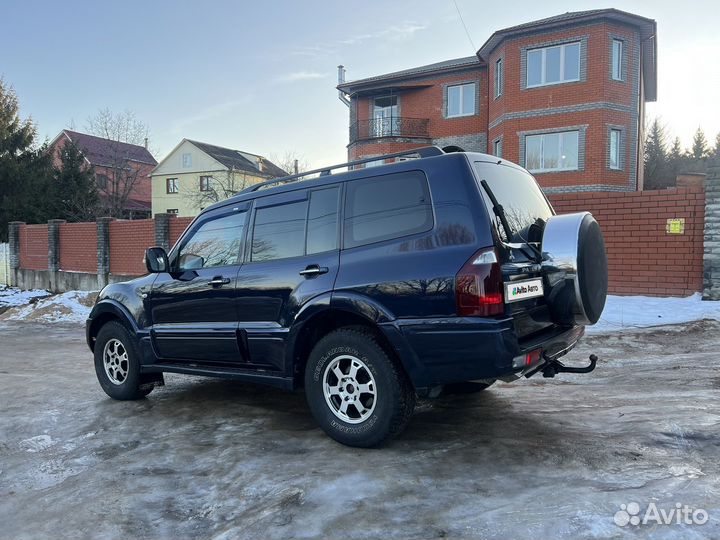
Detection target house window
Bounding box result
[447,83,476,117]
[493,139,503,158]
[610,129,622,170]
[494,58,503,98]
[166,178,179,194]
[166,209,179,214]
[182,153,192,168]
[611,39,623,81]
[364,159,384,168]
[525,131,579,172]
[372,96,398,136]
[527,42,580,87]
[96,174,108,189]
[200,175,212,191]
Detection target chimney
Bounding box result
[294,159,299,175]
[257,157,264,172]
[144,137,148,149]
[337,65,350,107]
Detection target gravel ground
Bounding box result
[0,321,718,539]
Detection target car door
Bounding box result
[147,204,250,364]
[236,186,341,372]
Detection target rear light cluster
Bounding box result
[455,247,504,317]
[512,348,543,369]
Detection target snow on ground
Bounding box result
[0,286,51,307]
[2,286,720,332]
[588,292,720,333]
[0,289,97,323]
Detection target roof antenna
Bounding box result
[451,0,476,52]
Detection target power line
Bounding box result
[452,0,476,52]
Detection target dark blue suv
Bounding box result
[86,147,607,447]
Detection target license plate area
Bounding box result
[505,278,544,303]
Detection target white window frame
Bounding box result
[166,208,179,214]
[611,39,623,81]
[609,129,621,170]
[493,138,503,158]
[447,82,476,118]
[166,177,179,194]
[199,175,213,191]
[182,153,192,168]
[494,58,503,98]
[525,131,579,173]
[526,42,581,88]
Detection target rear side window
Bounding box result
[252,200,307,261]
[344,171,433,248]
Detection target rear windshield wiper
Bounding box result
[480,179,542,262]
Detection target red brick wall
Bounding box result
[19,225,48,271]
[169,217,194,248]
[549,187,705,297]
[59,222,97,273]
[109,219,155,275]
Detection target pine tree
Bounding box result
[644,118,672,189]
[51,141,99,221]
[691,127,709,159]
[714,132,720,158]
[0,79,54,240]
[669,137,683,160]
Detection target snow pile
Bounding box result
[0,290,97,323]
[588,293,720,334]
[0,287,51,308]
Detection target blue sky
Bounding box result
[2,0,718,167]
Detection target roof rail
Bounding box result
[241,146,445,194]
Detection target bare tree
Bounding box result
[268,150,310,175]
[185,168,257,211]
[86,109,152,218]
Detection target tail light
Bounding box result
[455,247,504,317]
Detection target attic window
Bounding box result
[182,153,192,168]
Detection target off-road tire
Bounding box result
[94,321,153,400]
[304,328,415,447]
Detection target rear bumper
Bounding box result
[379,317,584,390]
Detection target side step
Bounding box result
[542,354,598,378]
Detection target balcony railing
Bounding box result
[350,117,430,143]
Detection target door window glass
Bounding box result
[252,200,308,261]
[178,211,247,269]
[306,188,339,254]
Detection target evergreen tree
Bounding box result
[691,127,709,159]
[644,118,672,189]
[0,79,54,240]
[714,132,720,158]
[51,141,99,221]
[669,137,683,160]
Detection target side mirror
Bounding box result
[145,247,169,273]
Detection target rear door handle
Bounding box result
[209,276,231,287]
[299,265,329,277]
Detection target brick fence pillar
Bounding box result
[703,158,720,300]
[47,219,66,272]
[154,213,173,252]
[8,221,23,286]
[97,217,113,289]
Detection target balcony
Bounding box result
[349,117,430,144]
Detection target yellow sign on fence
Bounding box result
[666,218,685,234]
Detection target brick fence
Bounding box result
[6,162,720,297]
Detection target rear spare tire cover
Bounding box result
[541,212,607,325]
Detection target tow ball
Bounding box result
[542,354,598,378]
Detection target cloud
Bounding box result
[290,20,428,57]
[276,71,328,83]
[170,97,252,134]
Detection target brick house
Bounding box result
[337,9,657,193]
[49,130,157,218]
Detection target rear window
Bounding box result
[344,171,433,248]
[473,161,553,241]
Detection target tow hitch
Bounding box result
[542,354,598,378]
